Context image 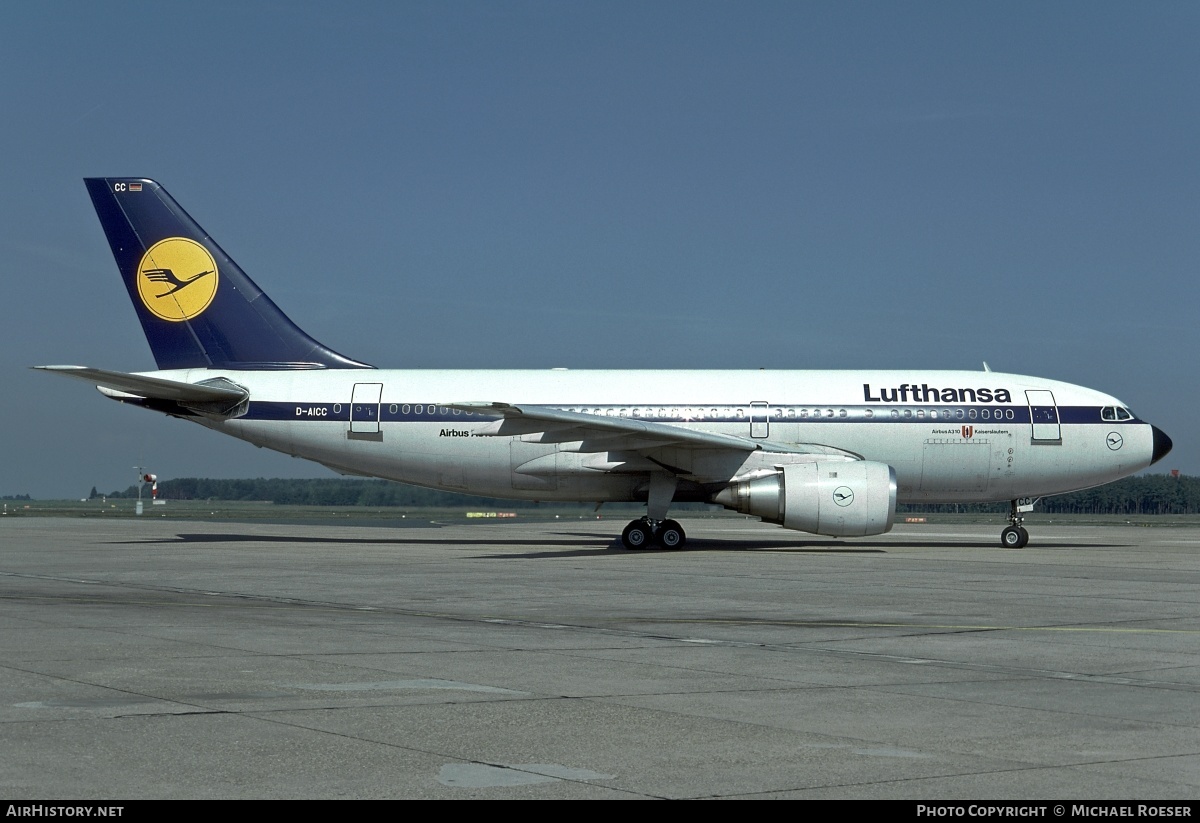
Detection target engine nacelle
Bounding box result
[713,461,897,537]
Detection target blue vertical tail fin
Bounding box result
[85,178,373,370]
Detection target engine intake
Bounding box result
[713,461,897,537]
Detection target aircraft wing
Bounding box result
[442,401,847,456]
[33,366,248,403]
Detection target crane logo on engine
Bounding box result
[832,486,854,507]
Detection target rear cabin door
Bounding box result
[350,382,383,436]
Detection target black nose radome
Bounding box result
[1151,426,1173,465]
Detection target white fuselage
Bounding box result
[137,368,1157,505]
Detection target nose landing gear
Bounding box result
[1001,523,1029,548]
[1000,499,1034,548]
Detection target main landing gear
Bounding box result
[620,472,686,550]
[1000,499,1030,548]
[621,517,687,550]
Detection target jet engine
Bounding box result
[712,461,897,537]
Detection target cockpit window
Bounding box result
[1116,407,1132,421]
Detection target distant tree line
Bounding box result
[93,474,1200,515]
[1046,473,1199,514]
[897,474,1200,515]
[101,477,560,509]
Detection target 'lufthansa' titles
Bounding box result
[863,383,1013,403]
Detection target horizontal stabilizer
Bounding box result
[33,366,247,403]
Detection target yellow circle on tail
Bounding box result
[136,238,219,322]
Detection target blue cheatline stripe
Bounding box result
[236,402,1129,426]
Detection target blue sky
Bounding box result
[2,1,1196,498]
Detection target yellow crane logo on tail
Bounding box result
[136,237,218,321]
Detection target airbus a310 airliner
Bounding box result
[38,178,1172,549]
